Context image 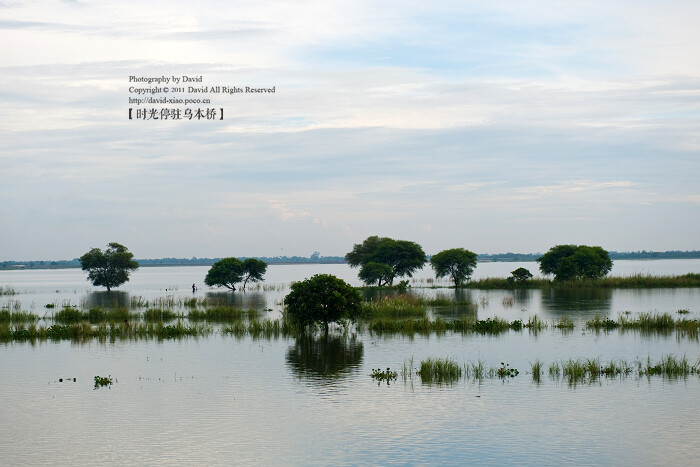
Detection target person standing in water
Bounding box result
[192,283,197,293]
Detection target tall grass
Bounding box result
[418,358,462,384]
[361,294,427,318]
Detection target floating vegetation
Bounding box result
[496,362,519,378]
[93,375,113,389]
[419,358,462,384]
[370,367,398,385]
[525,315,545,333]
[554,317,575,331]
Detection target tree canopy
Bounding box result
[538,245,613,280]
[510,267,533,283]
[241,258,268,291]
[345,236,427,285]
[79,242,139,292]
[204,257,245,290]
[358,262,395,287]
[283,274,362,332]
[429,248,478,287]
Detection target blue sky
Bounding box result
[0,0,698,259]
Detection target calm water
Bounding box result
[1,261,699,465]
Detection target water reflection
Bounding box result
[286,333,364,384]
[83,291,129,309]
[541,288,613,317]
[204,291,268,310]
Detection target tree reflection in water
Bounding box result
[286,333,364,384]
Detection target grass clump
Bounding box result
[370,367,398,385]
[143,308,179,321]
[0,310,39,323]
[94,375,113,389]
[361,294,427,318]
[639,355,699,379]
[531,359,542,383]
[419,357,462,384]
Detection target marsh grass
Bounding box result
[531,359,542,383]
[525,315,545,334]
[639,355,699,379]
[361,294,427,318]
[0,310,39,323]
[554,317,575,332]
[188,306,258,322]
[419,358,462,384]
[587,312,700,335]
[143,308,180,321]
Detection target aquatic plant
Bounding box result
[531,359,542,383]
[496,362,519,378]
[361,294,427,318]
[418,358,462,384]
[93,375,113,389]
[370,367,398,384]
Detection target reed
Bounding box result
[418,357,462,384]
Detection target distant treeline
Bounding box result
[2,250,699,270]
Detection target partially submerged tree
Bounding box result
[429,248,478,287]
[241,258,267,291]
[358,262,395,287]
[79,242,139,292]
[283,274,362,333]
[346,236,427,285]
[204,257,244,291]
[538,245,613,280]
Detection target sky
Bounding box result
[1,0,698,260]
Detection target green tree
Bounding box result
[79,242,139,292]
[358,262,395,286]
[510,267,533,283]
[429,248,478,287]
[345,236,427,285]
[283,274,362,333]
[241,258,267,291]
[538,245,613,280]
[204,257,244,291]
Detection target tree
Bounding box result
[510,267,533,283]
[429,248,478,287]
[345,236,427,285]
[538,245,613,280]
[241,258,267,291]
[358,262,395,287]
[204,257,244,290]
[283,274,362,333]
[79,242,139,292]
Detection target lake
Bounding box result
[1,260,699,465]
